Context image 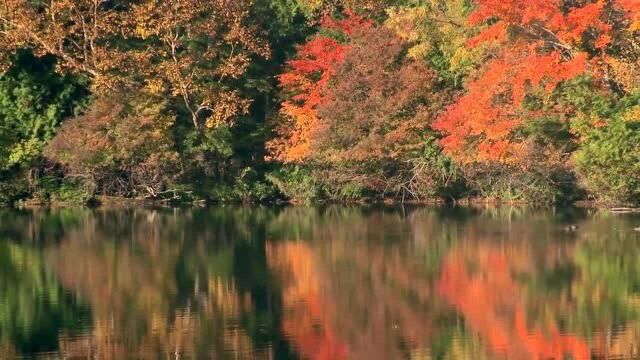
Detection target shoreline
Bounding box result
[10,195,640,212]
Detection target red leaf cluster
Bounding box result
[435,0,637,164]
[268,12,372,162]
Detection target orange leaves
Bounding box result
[553,1,611,47]
[435,0,640,164]
[434,47,589,163]
[268,13,371,163]
[467,22,508,48]
[269,36,347,162]
[467,0,639,52]
[468,0,557,27]
[468,0,612,49]
[618,0,640,30]
[320,10,373,35]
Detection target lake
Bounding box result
[1,206,639,359]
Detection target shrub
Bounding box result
[45,96,181,198]
[0,173,29,206]
[461,162,581,205]
[266,166,324,204]
[574,113,640,205]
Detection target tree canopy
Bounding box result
[0,0,638,205]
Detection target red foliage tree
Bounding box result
[433,0,637,164]
[267,12,372,162]
[315,26,442,162]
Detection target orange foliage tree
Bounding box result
[433,0,639,164]
[267,12,372,162]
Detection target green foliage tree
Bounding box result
[0,51,86,170]
[573,96,640,205]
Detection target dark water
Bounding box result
[1,206,639,359]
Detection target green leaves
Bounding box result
[0,50,87,170]
[574,94,640,205]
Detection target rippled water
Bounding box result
[0,206,639,359]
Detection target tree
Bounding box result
[129,0,270,129]
[267,12,372,162]
[385,0,480,87]
[433,0,638,164]
[312,25,447,195]
[573,96,640,205]
[0,51,86,170]
[0,0,269,129]
[294,0,405,17]
[269,15,453,199]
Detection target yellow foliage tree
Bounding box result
[0,0,269,129]
[385,0,482,85]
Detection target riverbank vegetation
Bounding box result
[0,0,638,207]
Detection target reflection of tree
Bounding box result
[2,206,640,359]
[267,206,640,360]
[45,209,279,359]
[571,215,640,358]
[267,242,348,360]
[266,235,487,360]
[0,241,90,356]
[437,244,591,360]
[1,207,293,359]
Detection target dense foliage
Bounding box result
[0,0,638,206]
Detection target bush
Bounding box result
[461,162,581,205]
[266,166,324,204]
[205,168,280,203]
[574,114,640,205]
[49,182,94,206]
[45,96,181,198]
[0,173,29,206]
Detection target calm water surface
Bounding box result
[1,206,640,359]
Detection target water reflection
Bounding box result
[0,206,639,359]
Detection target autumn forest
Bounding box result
[0,0,639,207]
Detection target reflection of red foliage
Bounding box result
[437,247,590,360]
[267,243,348,360]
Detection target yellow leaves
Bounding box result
[406,42,431,59]
[621,105,640,123]
[129,0,268,128]
[217,53,252,80]
[385,7,436,59]
[204,91,250,128]
[0,0,268,129]
[145,78,167,95]
[384,0,479,79]
[605,57,640,93]
[134,24,153,40]
[295,0,327,12]
[385,7,429,43]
